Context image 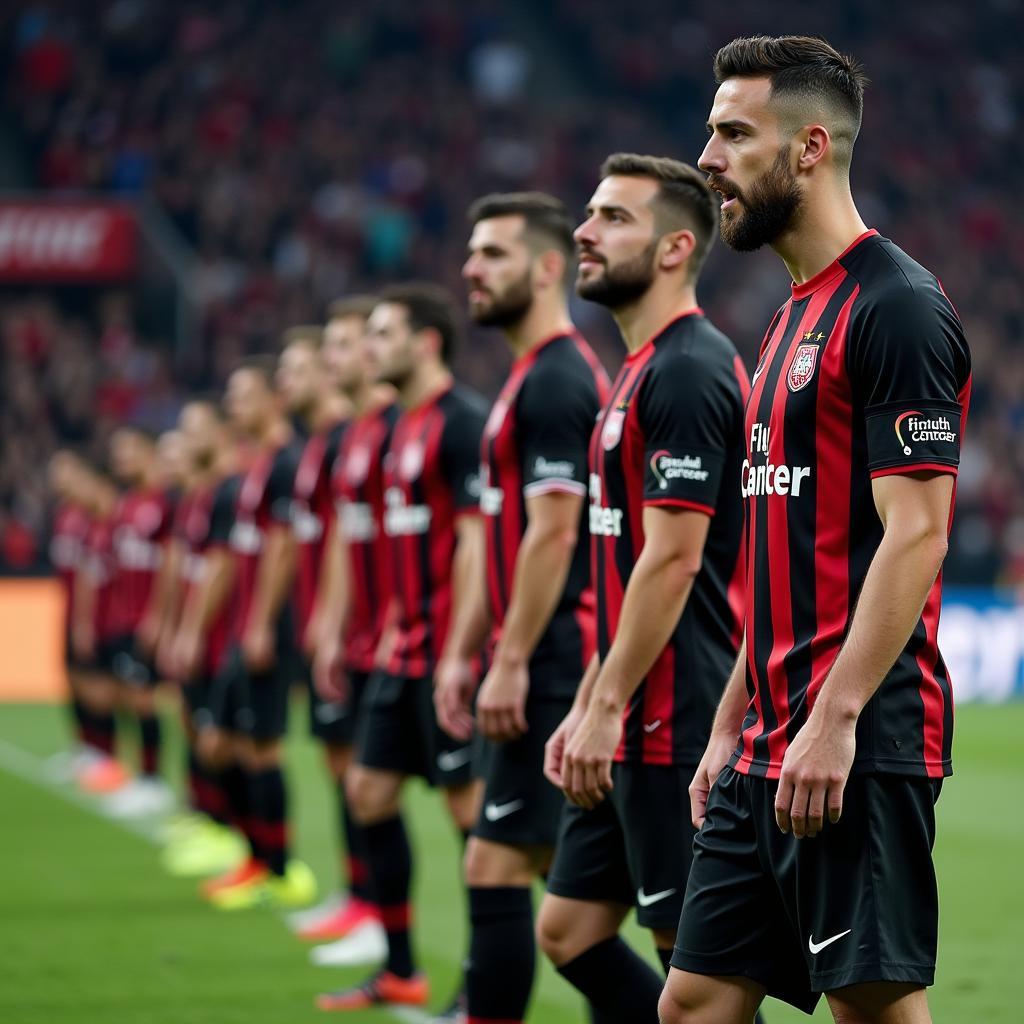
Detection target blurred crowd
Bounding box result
[1,0,1022,583]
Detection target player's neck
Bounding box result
[253,416,291,450]
[503,300,573,360]
[772,186,868,287]
[400,363,452,411]
[613,280,700,354]
[306,393,347,433]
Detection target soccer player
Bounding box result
[434,191,609,1024]
[660,36,972,1024]
[160,400,246,879]
[102,426,176,817]
[204,358,316,910]
[535,154,748,1023]
[296,298,394,959]
[316,285,487,1013]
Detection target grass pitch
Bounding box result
[0,699,1020,1023]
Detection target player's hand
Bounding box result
[241,623,275,673]
[434,654,477,741]
[174,629,204,682]
[313,634,348,704]
[562,702,621,809]
[302,608,322,659]
[155,632,177,681]
[72,621,95,661]
[544,702,586,789]
[476,656,529,743]
[135,614,161,655]
[689,728,739,829]
[774,710,857,839]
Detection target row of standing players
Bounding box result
[48,144,970,1022]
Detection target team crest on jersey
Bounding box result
[787,343,820,393]
[399,440,424,480]
[601,404,627,450]
[346,444,371,485]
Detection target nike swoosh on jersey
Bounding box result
[643,719,661,734]
[484,799,525,822]
[636,887,676,907]
[436,747,472,771]
[808,929,852,955]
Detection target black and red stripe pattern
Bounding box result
[480,331,609,692]
[332,402,400,674]
[731,230,971,780]
[590,310,748,766]
[382,384,487,679]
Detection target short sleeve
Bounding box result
[268,444,300,523]
[208,477,239,547]
[637,352,737,514]
[442,398,486,512]
[849,283,970,478]
[517,361,597,499]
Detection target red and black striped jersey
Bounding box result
[382,384,487,679]
[83,515,116,640]
[591,310,748,766]
[332,402,401,674]
[730,230,971,781]
[50,502,91,625]
[108,488,174,636]
[179,474,241,676]
[228,441,301,638]
[291,420,349,641]
[481,332,610,693]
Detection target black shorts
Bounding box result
[181,673,215,732]
[208,644,291,741]
[103,633,157,688]
[306,664,370,746]
[671,765,941,1013]
[356,671,475,787]
[547,761,697,931]
[473,695,571,849]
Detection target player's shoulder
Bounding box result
[442,382,490,420]
[524,333,604,396]
[651,312,741,381]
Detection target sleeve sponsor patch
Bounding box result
[865,400,962,472]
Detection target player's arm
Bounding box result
[174,547,236,679]
[138,534,181,656]
[72,555,98,660]
[311,517,351,701]
[562,507,709,808]
[775,471,954,839]
[690,639,749,827]
[436,513,487,740]
[543,651,600,787]
[475,490,582,741]
[775,282,970,839]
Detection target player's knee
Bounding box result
[346,768,397,824]
[463,837,533,887]
[323,743,352,782]
[535,897,580,966]
[657,972,708,1024]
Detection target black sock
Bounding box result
[70,696,90,746]
[656,946,673,975]
[338,785,372,903]
[138,714,161,777]
[188,749,228,824]
[363,815,414,977]
[466,886,534,1022]
[557,937,663,1021]
[248,766,289,875]
[221,762,255,856]
[89,710,116,757]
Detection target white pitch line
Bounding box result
[0,738,436,1024]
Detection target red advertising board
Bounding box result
[0,202,137,282]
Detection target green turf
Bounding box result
[0,700,1021,1023]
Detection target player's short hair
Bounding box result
[327,295,378,324]
[377,283,461,364]
[713,35,868,174]
[599,153,719,279]
[467,191,575,264]
[183,395,225,422]
[111,423,157,446]
[280,324,323,351]
[232,355,278,391]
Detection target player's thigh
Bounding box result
[825,981,930,1024]
[464,834,542,887]
[659,968,766,1024]
[536,893,629,966]
[346,762,405,823]
[355,672,427,779]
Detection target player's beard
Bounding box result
[575,238,658,310]
[717,146,803,252]
[470,268,534,328]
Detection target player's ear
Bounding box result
[660,229,696,272]
[797,124,830,172]
[535,248,565,290]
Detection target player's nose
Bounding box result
[698,137,724,175]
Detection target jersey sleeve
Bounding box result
[441,399,486,513]
[848,282,970,478]
[517,360,596,499]
[207,478,238,547]
[267,444,300,524]
[637,352,737,514]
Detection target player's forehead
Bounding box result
[587,175,659,219]
[707,76,776,132]
[324,315,363,345]
[468,213,525,251]
[367,302,408,334]
[280,341,317,370]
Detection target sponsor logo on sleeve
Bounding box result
[894,410,957,456]
[649,451,709,489]
[533,456,576,480]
